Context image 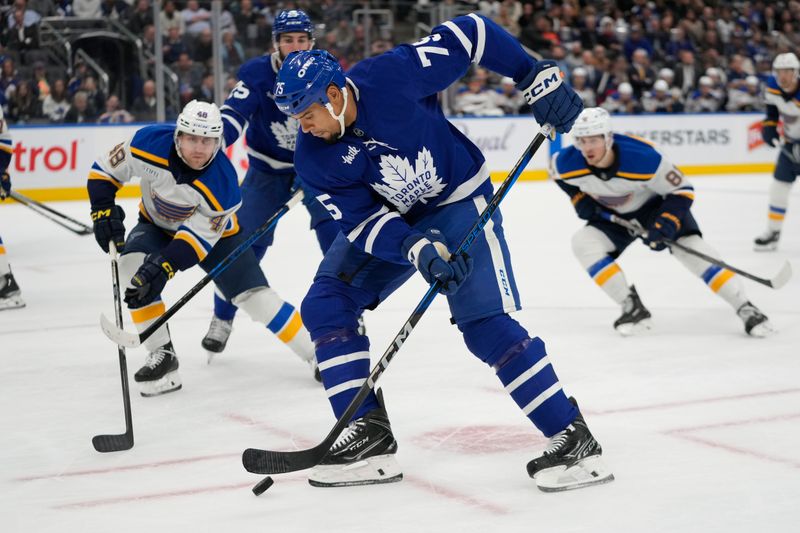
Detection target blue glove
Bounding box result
[573,192,601,221]
[401,229,473,296]
[91,205,126,253]
[517,60,583,133]
[761,121,779,147]
[124,254,175,308]
[644,212,680,252]
[0,171,10,200]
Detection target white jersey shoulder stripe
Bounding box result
[467,13,486,64]
[442,21,473,58]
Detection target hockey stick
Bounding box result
[601,212,792,289]
[92,241,134,452]
[242,123,554,477]
[9,190,93,235]
[99,189,304,348]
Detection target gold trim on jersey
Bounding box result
[130,146,170,169]
[191,179,224,211]
[174,231,208,261]
[616,171,655,180]
[88,170,123,189]
[558,168,591,179]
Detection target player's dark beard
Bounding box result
[322,133,340,145]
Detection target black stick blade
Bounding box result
[92,433,134,453]
[242,448,293,474]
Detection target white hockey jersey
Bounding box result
[87,124,241,268]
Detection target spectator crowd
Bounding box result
[0,0,797,124]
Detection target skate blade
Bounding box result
[747,321,776,338]
[308,455,403,487]
[0,296,26,310]
[137,371,182,397]
[534,455,615,493]
[753,243,778,252]
[615,318,652,337]
[206,350,220,365]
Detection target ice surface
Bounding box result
[1,174,798,532]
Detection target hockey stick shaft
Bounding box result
[92,242,134,452]
[601,212,792,289]
[101,189,304,347]
[242,123,553,476]
[9,190,93,235]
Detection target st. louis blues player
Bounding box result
[201,9,339,360]
[1,108,25,310]
[753,53,800,251]
[273,14,614,492]
[88,100,318,397]
[553,107,773,337]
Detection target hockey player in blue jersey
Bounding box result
[88,100,318,397]
[1,109,25,310]
[552,107,773,337]
[753,53,800,251]
[201,9,339,360]
[273,14,614,492]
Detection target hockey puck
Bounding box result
[252,476,274,496]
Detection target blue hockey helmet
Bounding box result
[272,9,314,37]
[274,50,346,116]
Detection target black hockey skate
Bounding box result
[527,398,614,492]
[0,269,25,311]
[613,285,652,336]
[753,229,780,252]
[202,316,233,364]
[134,342,182,397]
[737,301,774,337]
[309,394,402,487]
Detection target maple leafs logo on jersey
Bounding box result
[270,117,299,152]
[372,147,446,213]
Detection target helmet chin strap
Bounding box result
[324,86,349,139]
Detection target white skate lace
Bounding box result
[206,317,233,341]
[543,428,571,456]
[331,420,366,451]
[143,348,170,369]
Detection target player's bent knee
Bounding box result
[571,226,613,265]
[231,286,284,324]
[459,314,530,367]
[301,279,361,338]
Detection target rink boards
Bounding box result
[1,112,778,202]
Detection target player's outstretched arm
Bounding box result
[394,14,581,132]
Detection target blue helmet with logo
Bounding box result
[274,50,346,116]
[272,9,314,37]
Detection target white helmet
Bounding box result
[571,107,613,154]
[572,107,612,138]
[174,100,223,169]
[773,52,800,72]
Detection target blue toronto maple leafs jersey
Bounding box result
[294,14,537,264]
[221,53,298,174]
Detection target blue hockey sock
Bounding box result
[213,292,238,321]
[314,329,378,420]
[495,338,577,437]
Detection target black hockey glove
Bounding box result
[124,254,175,308]
[572,192,602,221]
[761,120,779,147]
[91,205,126,253]
[0,171,10,200]
[644,212,680,252]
